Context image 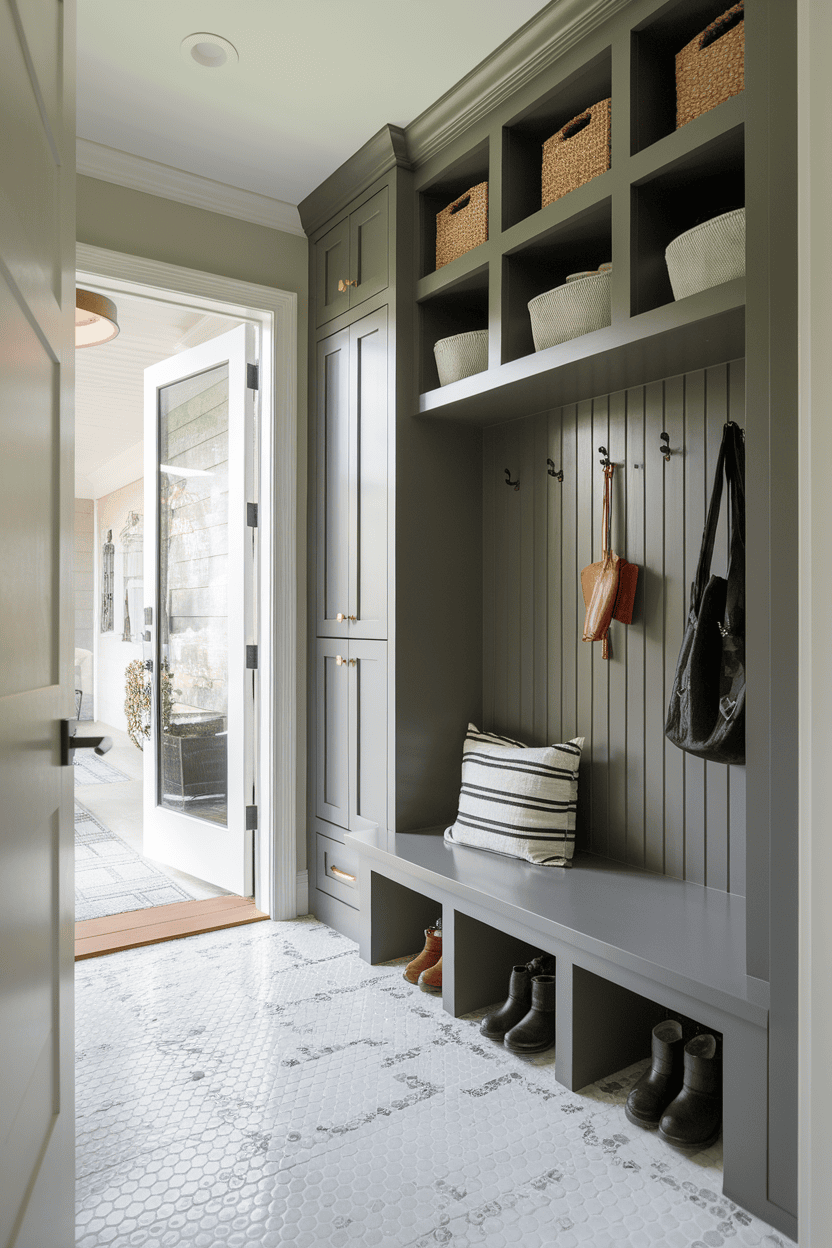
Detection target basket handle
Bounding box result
[450,194,471,215]
[560,112,592,142]
[700,2,743,50]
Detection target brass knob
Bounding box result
[338,279,358,292]
[336,655,345,666]
[336,613,357,622]
[349,658,357,666]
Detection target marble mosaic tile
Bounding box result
[76,916,794,1248]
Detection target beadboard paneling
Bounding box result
[483,359,745,894]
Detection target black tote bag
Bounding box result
[665,421,745,765]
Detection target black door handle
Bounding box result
[61,719,113,766]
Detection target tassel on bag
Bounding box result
[581,463,639,659]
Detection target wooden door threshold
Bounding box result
[75,895,268,960]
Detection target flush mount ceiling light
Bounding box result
[75,289,119,348]
[180,32,239,69]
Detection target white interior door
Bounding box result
[0,1,76,1244]
[143,324,257,896]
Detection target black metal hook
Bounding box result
[660,431,671,462]
[598,446,611,468]
[547,458,563,483]
[504,469,520,491]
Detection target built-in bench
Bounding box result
[346,826,771,1226]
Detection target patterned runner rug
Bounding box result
[73,752,130,785]
[74,802,193,921]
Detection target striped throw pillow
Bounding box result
[444,724,584,868]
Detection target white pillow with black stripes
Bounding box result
[444,724,584,868]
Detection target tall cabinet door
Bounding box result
[317,308,388,640]
[349,640,388,833]
[317,330,351,635]
[315,638,350,829]
[349,309,388,640]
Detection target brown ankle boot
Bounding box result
[418,955,442,991]
[403,926,442,983]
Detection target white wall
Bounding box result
[95,477,143,732]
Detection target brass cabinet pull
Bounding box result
[336,613,357,622]
[338,279,358,292]
[336,655,345,666]
[330,865,356,883]
[349,658,357,666]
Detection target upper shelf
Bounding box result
[418,277,745,425]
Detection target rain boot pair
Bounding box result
[403,918,442,990]
[625,1020,722,1151]
[479,955,556,1054]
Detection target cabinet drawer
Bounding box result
[316,831,359,909]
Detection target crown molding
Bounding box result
[297,124,410,238]
[76,138,304,237]
[406,0,632,167]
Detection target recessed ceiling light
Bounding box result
[180,32,238,70]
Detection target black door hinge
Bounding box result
[247,363,259,391]
[246,805,258,831]
[247,502,258,528]
[246,645,258,669]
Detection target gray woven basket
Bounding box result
[665,208,745,300]
[528,270,611,351]
[433,329,488,387]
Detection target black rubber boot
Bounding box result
[479,965,532,1040]
[658,1034,722,1152]
[625,1020,685,1130]
[503,974,555,1054]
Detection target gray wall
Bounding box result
[77,175,309,874]
[483,359,746,894]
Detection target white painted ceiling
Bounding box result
[75,291,241,498]
[77,0,552,206]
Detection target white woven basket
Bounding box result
[665,208,745,300]
[528,270,611,352]
[433,329,488,386]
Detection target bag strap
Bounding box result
[691,422,744,610]
[601,463,614,558]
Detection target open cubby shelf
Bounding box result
[502,197,612,364]
[418,139,490,280]
[631,0,745,154]
[502,46,612,231]
[418,265,489,395]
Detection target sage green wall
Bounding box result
[77,174,309,883]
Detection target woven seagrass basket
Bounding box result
[542,99,611,209]
[528,268,611,352]
[433,330,488,387]
[435,183,488,270]
[665,208,745,301]
[676,3,744,129]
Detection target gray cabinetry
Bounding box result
[314,637,387,836]
[316,307,388,640]
[315,186,389,326]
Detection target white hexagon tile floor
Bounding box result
[76,917,795,1248]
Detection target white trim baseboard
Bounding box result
[77,138,305,237]
[296,870,309,917]
[76,243,301,922]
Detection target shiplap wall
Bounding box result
[483,359,746,895]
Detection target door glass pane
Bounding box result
[156,363,229,826]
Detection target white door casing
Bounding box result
[143,325,257,897]
[75,247,300,921]
[0,1,76,1245]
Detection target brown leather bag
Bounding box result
[581,464,638,658]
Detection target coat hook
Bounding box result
[598,446,611,468]
[504,468,520,491]
[660,431,671,462]
[547,458,564,483]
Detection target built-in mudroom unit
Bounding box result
[299,0,797,1237]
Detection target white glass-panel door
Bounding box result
[143,324,257,895]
